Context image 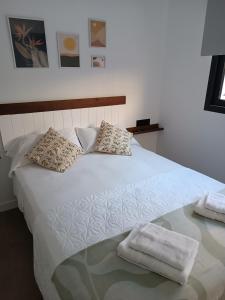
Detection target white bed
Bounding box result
[12,144,224,300]
[13,145,180,232]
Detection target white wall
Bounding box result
[158,0,225,183]
[0,0,167,207]
[0,0,166,126]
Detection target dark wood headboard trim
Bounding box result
[0,96,126,115]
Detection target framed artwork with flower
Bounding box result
[8,17,49,68]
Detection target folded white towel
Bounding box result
[194,197,225,223]
[118,227,198,285]
[205,192,225,214]
[129,223,199,271]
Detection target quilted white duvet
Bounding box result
[13,146,224,300]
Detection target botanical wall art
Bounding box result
[91,56,105,68]
[89,19,106,47]
[8,17,49,68]
[57,33,80,67]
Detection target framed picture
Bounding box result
[8,16,49,68]
[91,56,105,68]
[89,19,106,47]
[57,32,80,67]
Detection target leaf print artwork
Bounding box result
[15,41,32,60]
[8,17,49,68]
[14,24,32,40]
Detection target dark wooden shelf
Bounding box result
[126,124,164,135]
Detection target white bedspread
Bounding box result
[13,146,224,300]
[13,146,181,232]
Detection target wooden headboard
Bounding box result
[0,96,126,115]
[0,96,126,147]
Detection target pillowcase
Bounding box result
[76,126,139,154]
[7,127,82,176]
[76,127,99,153]
[131,137,140,146]
[59,128,82,148]
[25,127,81,172]
[7,132,43,178]
[95,121,133,155]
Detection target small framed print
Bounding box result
[89,19,106,47]
[57,32,80,67]
[91,56,105,68]
[8,16,49,68]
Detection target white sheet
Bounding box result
[13,145,225,300]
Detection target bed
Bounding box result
[1,97,225,300]
[12,145,225,300]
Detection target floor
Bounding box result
[0,208,42,300]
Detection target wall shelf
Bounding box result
[126,124,164,135]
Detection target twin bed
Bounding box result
[1,97,225,300]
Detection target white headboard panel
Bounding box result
[0,96,126,148]
[0,105,125,147]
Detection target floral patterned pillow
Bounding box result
[25,127,82,172]
[95,121,133,155]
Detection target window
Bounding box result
[204,55,225,114]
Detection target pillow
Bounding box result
[76,126,139,154]
[7,132,43,178]
[6,128,82,176]
[25,127,81,172]
[95,121,133,155]
[76,127,99,153]
[131,137,140,146]
[59,128,82,148]
[6,128,81,159]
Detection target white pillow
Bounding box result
[59,128,81,148]
[5,135,34,159]
[131,137,140,146]
[7,128,81,177]
[76,127,99,153]
[76,126,140,154]
[7,132,42,177]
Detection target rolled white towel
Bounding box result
[194,197,225,223]
[129,223,199,271]
[205,192,225,214]
[118,227,199,285]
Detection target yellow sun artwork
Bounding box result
[57,33,80,67]
[90,20,106,47]
[63,37,76,51]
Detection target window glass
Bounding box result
[220,74,225,100]
[204,56,225,114]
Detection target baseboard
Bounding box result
[0,199,18,212]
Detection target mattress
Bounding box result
[12,145,225,300]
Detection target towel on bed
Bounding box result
[129,223,199,271]
[118,226,199,285]
[194,197,225,223]
[205,192,225,214]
